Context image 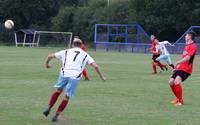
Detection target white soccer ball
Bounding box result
[4,20,14,29]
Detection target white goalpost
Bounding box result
[15,30,73,47]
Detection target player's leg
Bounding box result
[43,76,68,117]
[170,71,190,106]
[166,56,174,69]
[49,89,63,109]
[43,89,63,117]
[169,71,180,104]
[52,95,69,122]
[154,54,166,71]
[173,75,183,106]
[52,78,80,122]
[169,77,178,104]
[151,55,158,74]
[152,59,157,74]
[82,69,90,80]
[156,55,168,71]
[156,55,167,62]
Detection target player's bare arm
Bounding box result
[90,62,106,81]
[175,55,191,67]
[45,53,56,68]
[148,47,153,52]
[164,41,174,46]
[168,42,174,46]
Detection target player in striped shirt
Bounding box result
[149,35,167,74]
[43,38,106,122]
[81,42,90,80]
[156,40,175,69]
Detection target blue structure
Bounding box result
[94,24,151,53]
[94,24,200,54]
[168,26,200,54]
[174,26,200,44]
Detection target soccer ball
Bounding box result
[4,20,14,29]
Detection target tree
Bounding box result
[134,0,200,41]
[0,0,80,29]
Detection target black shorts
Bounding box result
[171,70,191,82]
[152,54,160,62]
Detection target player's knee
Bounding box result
[174,79,181,85]
[56,89,63,94]
[152,60,156,64]
[174,76,182,84]
[155,58,159,61]
[64,95,69,101]
[168,79,174,85]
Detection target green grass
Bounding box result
[0,46,200,125]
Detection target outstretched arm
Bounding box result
[90,62,106,81]
[167,42,174,46]
[174,55,191,67]
[44,53,56,68]
[160,41,174,46]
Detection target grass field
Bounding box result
[1,46,200,125]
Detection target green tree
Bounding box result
[0,0,79,29]
[134,0,200,41]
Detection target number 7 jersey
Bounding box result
[54,47,95,79]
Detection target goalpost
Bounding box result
[15,30,73,47]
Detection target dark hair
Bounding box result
[187,31,196,40]
[73,42,82,47]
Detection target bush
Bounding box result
[51,0,136,46]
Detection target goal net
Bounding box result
[15,29,73,47]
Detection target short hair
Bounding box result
[73,38,82,47]
[73,38,82,43]
[187,31,196,40]
[150,34,156,38]
[73,42,82,47]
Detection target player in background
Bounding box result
[156,40,175,69]
[149,35,167,74]
[81,41,90,80]
[168,32,197,106]
[43,38,106,122]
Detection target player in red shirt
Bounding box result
[168,31,197,106]
[149,35,167,74]
[81,42,90,80]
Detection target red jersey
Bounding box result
[81,43,87,52]
[176,42,197,74]
[151,38,160,55]
[151,38,156,51]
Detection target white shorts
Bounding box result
[54,75,79,98]
[156,55,172,64]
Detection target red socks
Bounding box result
[152,62,157,73]
[155,61,165,70]
[170,84,177,97]
[49,91,61,109]
[48,91,69,115]
[170,83,183,103]
[82,69,89,80]
[56,99,69,113]
[174,84,183,103]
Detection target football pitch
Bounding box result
[1,46,200,125]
